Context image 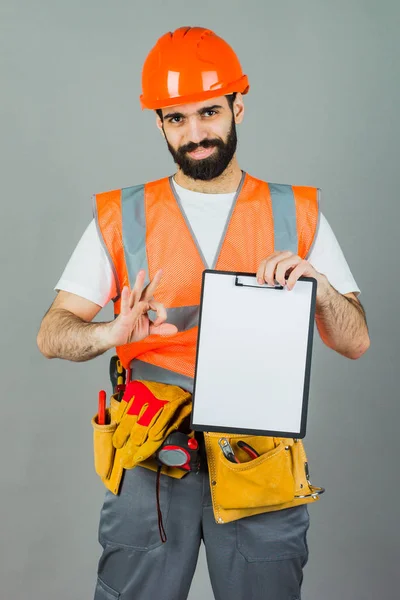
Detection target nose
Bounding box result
[186,116,207,145]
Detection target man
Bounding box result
[37,26,369,600]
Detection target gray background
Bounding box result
[2,0,399,598]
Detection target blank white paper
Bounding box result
[192,272,315,436]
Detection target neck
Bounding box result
[173,157,243,193]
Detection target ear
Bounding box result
[155,113,165,137]
[233,93,245,124]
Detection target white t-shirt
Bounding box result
[55,179,360,306]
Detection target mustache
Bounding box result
[178,138,224,155]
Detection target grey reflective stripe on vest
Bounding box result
[129,359,194,393]
[268,183,298,254]
[148,306,200,331]
[121,185,149,286]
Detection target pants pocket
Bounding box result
[98,465,173,551]
[94,577,120,599]
[91,410,117,479]
[236,504,310,562]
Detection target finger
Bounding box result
[275,256,302,287]
[286,262,308,290]
[119,286,131,317]
[149,323,178,337]
[130,270,146,307]
[141,269,163,302]
[263,251,294,286]
[256,252,283,284]
[148,300,167,326]
[256,260,267,284]
[130,299,151,319]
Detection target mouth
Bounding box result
[187,146,216,160]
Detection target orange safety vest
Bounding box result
[94,171,319,390]
[93,172,324,521]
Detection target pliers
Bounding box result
[218,438,260,463]
[237,440,259,460]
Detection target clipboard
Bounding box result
[190,270,317,439]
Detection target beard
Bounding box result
[165,117,237,181]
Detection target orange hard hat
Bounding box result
[140,26,249,110]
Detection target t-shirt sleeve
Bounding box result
[54,219,117,307]
[307,213,361,296]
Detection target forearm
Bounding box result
[315,276,370,359]
[37,308,114,362]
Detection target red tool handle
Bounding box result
[98,390,107,425]
[237,440,259,460]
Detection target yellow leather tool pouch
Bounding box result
[215,442,295,509]
[205,433,323,524]
[91,395,125,494]
[92,394,186,496]
[207,434,295,510]
[91,409,117,479]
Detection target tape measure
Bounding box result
[156,432,200,472]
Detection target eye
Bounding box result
[169,116,184,124]
[203,110,218,117]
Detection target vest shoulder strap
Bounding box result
[93,188,127,303]
[291,185,320,258]
[93,177,170,306]
[245,174,320,258]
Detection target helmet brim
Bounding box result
[140,75,249,111]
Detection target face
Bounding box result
[157,95,244,181]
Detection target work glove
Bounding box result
[112,380,192,469]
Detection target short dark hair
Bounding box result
[156,92,237,122]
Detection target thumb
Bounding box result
[149,322,178,337]
[113,419,133,449]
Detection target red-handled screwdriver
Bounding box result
[98,390,107,425]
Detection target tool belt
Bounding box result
[91,374,324,522]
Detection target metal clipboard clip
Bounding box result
[235,276,284,290]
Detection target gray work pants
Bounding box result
[94,463,310,600]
